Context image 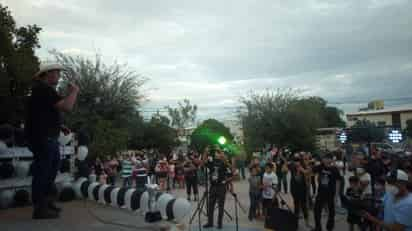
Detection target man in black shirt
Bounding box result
[203,149,233,229]
[184,154,199,201]
[311,154,343,231]
[25,63,79,219]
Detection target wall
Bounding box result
[347,113,392,127]
[347,111,412,129]
[401,112,412,129]
[316,134,339,151]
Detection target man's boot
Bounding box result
[203,224,213,229]
[48,201,62,213]
[33,203,59,219]
[47,197,62,213]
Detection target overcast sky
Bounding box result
[2,0,412,119]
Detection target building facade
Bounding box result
[346,105,412,129]
[316,127,341,151]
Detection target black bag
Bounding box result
[265,207,298,231]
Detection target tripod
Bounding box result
[228,192,241,231]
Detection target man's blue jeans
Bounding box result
[29,138,61,209]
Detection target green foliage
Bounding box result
[406,120,412,138]
[240,89,346,155]
[89,120,129,158]
[140,113,179,154]
[51,51,148,157]
[324,106,346,127]
[0,4,41,125]
[190,119,234,153]
[348,119,385,143]
[166,99,197,129]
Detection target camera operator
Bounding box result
[311,153,343,231]
[202,148,233,229]
[363,169,412,231]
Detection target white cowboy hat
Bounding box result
[33,63,65,79]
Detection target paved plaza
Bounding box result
[1,174,355,231]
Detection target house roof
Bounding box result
[346,104,412,116]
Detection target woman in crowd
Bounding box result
[155,157,169,191]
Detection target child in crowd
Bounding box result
[345,176,363,231]
[262,163,278,219]
[248,165,261,221]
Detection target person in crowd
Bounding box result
[148,154,158,184]
[290,155,311,227]
[356,167,372,196]
[134,160,148,190]
[131,153,137,165]
[248,165,261,221]
[105,156,118,186]
[262,162,278,219]
[203,149,233,229]
[155,158,169,191]
[363,169,412,231]
[98,169,108,184]
[366,150,387,196]
[25,63,79,219]
[344,176,364,231]
[312,154,343,231]
[93,157,103,177]
[274,150,288,194]
[175,156,186,189]
[121,154,133,187]
[235,156,246,180]
[167,157,176,191]
[184,154,199,201]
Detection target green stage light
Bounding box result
[218,136,227,145]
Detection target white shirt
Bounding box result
[262,172,278,199]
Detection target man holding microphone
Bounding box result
[25,63,79,219]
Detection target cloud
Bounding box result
[2,0,412,118]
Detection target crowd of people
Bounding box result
[75,144,412,231]
[78,150,207,201]
[246,146,412,231]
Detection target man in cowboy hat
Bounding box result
[25,63,79,219]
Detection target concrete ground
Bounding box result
[0,177,350,231]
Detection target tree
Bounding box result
[89,120,129,158]
[348,120,385,143]
[239,89,345,155]
[323,106,346,128]
[51,51,147,157]
[166,99,197,129]
[0,4,41,125]
[141,113,179,154]
[190,119,234,153]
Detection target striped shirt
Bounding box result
[121,160,133,178]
